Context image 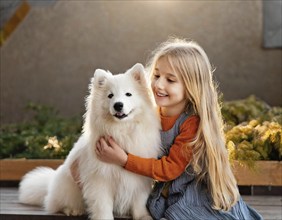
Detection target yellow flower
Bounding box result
[43,136,62,152]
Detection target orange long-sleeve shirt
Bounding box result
[124,114,200,182]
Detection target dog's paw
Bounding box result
[62,207,85,216]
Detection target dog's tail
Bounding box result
[19,167,55,206]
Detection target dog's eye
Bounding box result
[108,93,114,99]
[125,93,132,97]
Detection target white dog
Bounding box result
[19,63,161,219]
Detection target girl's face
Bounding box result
[151,56,186,116]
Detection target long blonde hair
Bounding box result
[147,38,239,211]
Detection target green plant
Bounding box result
[222,95,282,130]
[226,120,281,167]
[0,96,281,163]
[0,103,82,159]
[222,96,282,166]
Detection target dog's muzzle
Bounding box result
[113,102,128,119]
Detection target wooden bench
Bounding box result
[1,187,281,220]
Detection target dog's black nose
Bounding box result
[114,102,123,112]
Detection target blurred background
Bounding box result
[1,0,281,124]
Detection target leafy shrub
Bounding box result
[226,120,281,167]
[222,95,282,129]
[223,96,282,165]
[0,96,281,163]
[0,103,82,159]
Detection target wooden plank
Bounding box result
[232,161,282,186]
[1,159,282,186]
[0,215,86,220]
[242,195,282,206]
[242,195,282,219]
[0,188,281,220]
[0,188,130,220]
[0,159,63,181]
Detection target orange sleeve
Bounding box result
[124,115,200,182]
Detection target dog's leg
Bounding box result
[131,185,152,220]
[45,165,85,216]
[84,179,114,220]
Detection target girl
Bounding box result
[96,38,263,220]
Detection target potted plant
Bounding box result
[222,96,282,186]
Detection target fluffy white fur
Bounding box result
[19,63,161,219]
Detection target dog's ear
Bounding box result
[129,63,147,86]
[93,69,111,88]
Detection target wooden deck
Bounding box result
[0,187,281,220]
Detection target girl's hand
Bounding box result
[95,137,128,167]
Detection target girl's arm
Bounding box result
[96,116,199,182]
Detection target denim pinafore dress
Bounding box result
[146,112,263,220]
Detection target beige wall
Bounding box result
[1,1,281,123]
